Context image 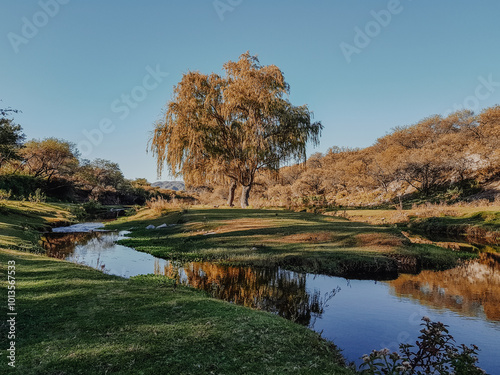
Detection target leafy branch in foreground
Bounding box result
[360,317,486,375]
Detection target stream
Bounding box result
[43,223,500,374]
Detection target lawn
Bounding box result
[0,249,353,375]
[0,201,487,374]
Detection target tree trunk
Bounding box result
[227,181,237,207]
[240,185,252,208]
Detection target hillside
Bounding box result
[151,180,185,191]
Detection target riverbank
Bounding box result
[0,201,72,252]
[329,205,500,249]
[106,207,478,278]
[0,248,352,374]
[0,201,496,373]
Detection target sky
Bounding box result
[1,0,500,183]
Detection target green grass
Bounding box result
[0,201,73,252]
[106,207,475,278]
[0,249,353,375]
[407,211,500,250]
[410,210,500,231]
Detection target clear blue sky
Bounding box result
[2,0,500,183]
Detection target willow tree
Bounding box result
[150,52,322,207]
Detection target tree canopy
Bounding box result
[19,138,79,183]
[150,52,322,207]
[0,118,25,168]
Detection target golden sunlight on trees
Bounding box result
[150,52,322,207]
[19,138,79,183]
[76,159,129,202]
[229,107,499,209]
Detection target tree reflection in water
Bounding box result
[42,231,117,272]
[155,260,340,326]
[42,231,341,327]
[42,232,103,259]
[388,252,500,321]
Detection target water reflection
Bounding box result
[42,230,339,326]
[41,225,500,374]
[42,232,107,259]
[388,253,500,321]
[174,262,339,325]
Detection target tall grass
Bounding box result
[146,196,192,214]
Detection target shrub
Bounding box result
[360,317,485,375]
[0,189,11,201]
[82,199,102,215]
[28,188,46,203]
[0,174,44,199]
[146,196,172,213]
[69,200,103,221]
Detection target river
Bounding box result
[43,224,500,374]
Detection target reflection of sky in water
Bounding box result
[64,231,171,278]
[305,274,500,372]
[45,224,500,375]
[52,222,106,233]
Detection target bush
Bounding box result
[28,188,46,203]
[0,189,11,201]
[82,200,102,215]
[146,196,172,213]
[0,174,44,199]
[70,200,103,221]
[69,205,87,221]
[360,317,485,375]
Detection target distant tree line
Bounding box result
[3,99,498,208]
[0,104,169,204]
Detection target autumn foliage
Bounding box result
[151,52,322,207]
[206,106,499,208]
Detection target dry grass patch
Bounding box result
[355,233,404,249]
[411,203,459,218]
[279,232,334,244]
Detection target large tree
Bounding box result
[151,52,322,207]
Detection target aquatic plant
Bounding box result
[360,317,485,375]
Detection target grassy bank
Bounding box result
[0,249,352,375]
[335,205,500,248]
[107,207,477,278]
[407,211,500,244]
[0,201,73,252]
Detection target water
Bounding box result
[43,224,500,374]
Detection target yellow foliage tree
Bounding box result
[150,52,322,207]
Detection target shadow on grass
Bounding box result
[0,250,353,375]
